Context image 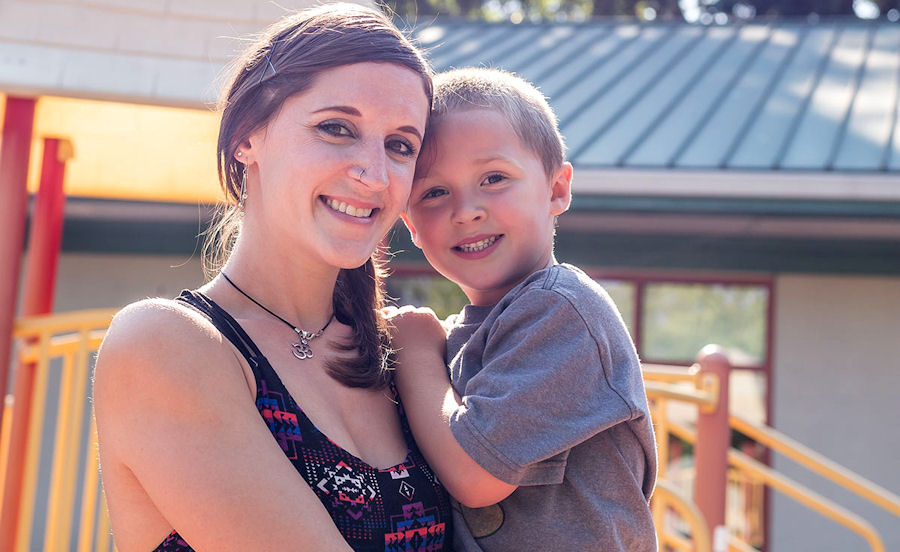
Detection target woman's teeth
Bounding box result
[325,198,373,218]
[458,236,498,252]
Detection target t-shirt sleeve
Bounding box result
[448,287,640,486]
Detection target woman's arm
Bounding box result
[94,300,353,552]
[385,307,517,508]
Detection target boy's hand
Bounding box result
[381,305,447,358]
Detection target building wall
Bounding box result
[771,274,900,552]
[0,0,370,107]
[49,252,206,312]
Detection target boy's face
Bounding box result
[402,108,571,306]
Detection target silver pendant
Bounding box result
[291,329,318,360]
[292,341,313,359]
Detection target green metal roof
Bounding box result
[409,19,900,173]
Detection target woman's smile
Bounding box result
[321,196,377,221]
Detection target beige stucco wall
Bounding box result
[771,274,900,552]
[50,252,206,312]
[0,0,372,107]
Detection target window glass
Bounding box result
[642,283,767,365]
[385,275,469,320]
[594,279,636,335]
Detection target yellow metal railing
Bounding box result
[1,309,116,552]
[5,316,899,552]
[651,480,712,552]
[729,415,900,520]
[644,361,900,552]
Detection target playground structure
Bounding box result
[0,310,898,551]
[2,5,900,549]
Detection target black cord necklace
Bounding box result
[221,272,334,360]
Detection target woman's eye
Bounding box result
[422,188,447,200]
[317,122,353,137]
[482,173,505,185]
[387,138,417,157]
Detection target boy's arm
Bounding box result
[386,307,518,508]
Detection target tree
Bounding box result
[386,0,899,21]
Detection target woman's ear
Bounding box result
[235,132,260,165]
[400,213,421,248]
[549,162,573,216]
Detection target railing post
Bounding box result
[0,97,36,415]
[0,137,72,551]
[694,344,731,552]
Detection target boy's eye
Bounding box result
[422,188,447,200]
[317,121,354,137]
[482,173,506,185]
[387,138,417,157]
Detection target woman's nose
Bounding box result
[352,142,389,191]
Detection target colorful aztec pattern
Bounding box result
[152,291,452,552]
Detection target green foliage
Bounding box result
[385,275,470,319]
[642,283,767,365]
[385,0,895,22]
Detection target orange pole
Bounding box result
[0,137,71,550]
[694,345,731,550]
[0,97,36,413]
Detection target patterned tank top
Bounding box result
[153,290,452,551]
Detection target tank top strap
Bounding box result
[175,289,263,369]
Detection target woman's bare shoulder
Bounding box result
[94,297,242,416]
[99,297,228,364]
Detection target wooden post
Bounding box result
[694,344,731,551]
[0,137,72,551]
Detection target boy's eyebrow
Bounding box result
[472,154,521,167]
[311,105,422,141]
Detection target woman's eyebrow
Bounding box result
[312,105,361,116]
[399,126,422,142]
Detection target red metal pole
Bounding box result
[0,137,71,550]
[694,344,731,551]
[0,97,36,415]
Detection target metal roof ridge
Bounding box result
[556,26,676,129]
[771,23,843,169]
[666,24,775,168]
[568,26,711,161]
[825,25,878,170]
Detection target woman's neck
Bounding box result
[214,230,340,331]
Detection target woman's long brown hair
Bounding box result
[206,3,433,388]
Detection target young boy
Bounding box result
[389,68,657,551]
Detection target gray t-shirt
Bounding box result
[445,263,657,552]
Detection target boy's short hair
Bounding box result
[428,67,565,177]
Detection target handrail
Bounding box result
[644,380,717,407]
[643,362,700,384]
[17,332,106,364]
[669,421,886,552]
[729,449,885,552]
[3,310,115,552]
[11,309,115,335]
[652,480,712,552]
[730,414,900,519]
[729,535,760,552]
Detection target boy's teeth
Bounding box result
[458,236,498,252]
[325,198,372,218]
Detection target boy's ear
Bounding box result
[549,162,573,216]
[399,213,421,248]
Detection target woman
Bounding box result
[93,4,450,551]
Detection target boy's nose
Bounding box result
[451,197,486,224]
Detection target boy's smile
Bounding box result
[403,108,571,305]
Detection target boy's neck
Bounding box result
[462,256,558,307]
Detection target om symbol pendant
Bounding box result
[291,329,318,360]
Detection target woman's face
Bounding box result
[240,62,430,270]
